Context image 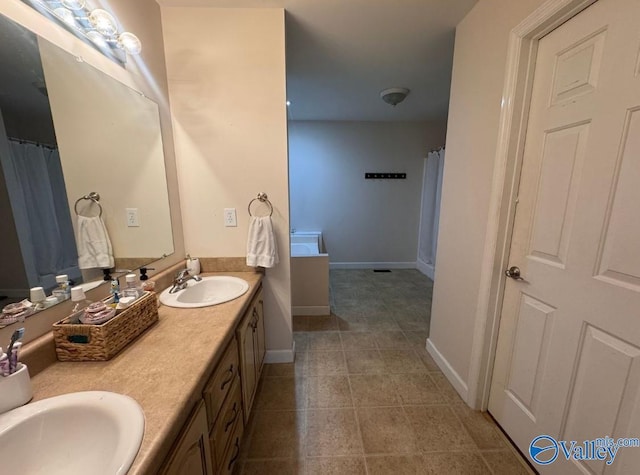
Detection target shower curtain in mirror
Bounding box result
[7,141,79,289]
[418,147,445,280]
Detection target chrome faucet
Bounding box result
[169,269,202,293]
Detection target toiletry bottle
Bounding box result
[187,255,201,276]
[123,274,142,300]
[55,274,71,300]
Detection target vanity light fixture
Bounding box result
[61,0,86,9]
[23,0,142,63]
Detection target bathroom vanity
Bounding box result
[22,265,266,475]
[162,287,265,475]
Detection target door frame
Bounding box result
[467,0,599,410]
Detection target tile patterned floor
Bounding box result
[239,269,534,474]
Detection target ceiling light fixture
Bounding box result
[380,87,410,106]
[24,0,142,64]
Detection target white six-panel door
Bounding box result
[489,0,640,473]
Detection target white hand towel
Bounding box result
[246,216,279,268]
[76,215,115,269]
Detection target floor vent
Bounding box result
[373,269,391,273]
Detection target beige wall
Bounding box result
[289,120,446,266]
[428,0,547,400]
[161,8,292,356]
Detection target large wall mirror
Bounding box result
[0,12,174,327]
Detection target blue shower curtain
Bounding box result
[8,141,79,289]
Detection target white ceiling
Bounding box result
[159,0,479,121]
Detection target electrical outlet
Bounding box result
[224,208,237,227]
[126,208,140,227]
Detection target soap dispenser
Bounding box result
[139,267,154,281]
[139,267,156,292]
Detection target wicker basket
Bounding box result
[53,291,159,362]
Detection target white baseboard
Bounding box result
[264,340,295,364]
[292,305,331,316]
[416,259,435,280]
[330,261,416,270]
[426,338,469,404]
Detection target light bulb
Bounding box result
[89,9,117,37]
[87,31,109,50]
[53,7,78,27]
[61,0,86,10]
[117,32,142,55]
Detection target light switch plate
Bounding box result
[224,208,237,227]
[126,208,140,227]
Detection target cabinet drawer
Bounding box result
[217,412,244,475]
[203,338,239,430]
[211,375,242,465]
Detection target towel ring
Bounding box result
[248,192,273,217]
[74,192,103,218]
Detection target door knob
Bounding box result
[505,266,524,280]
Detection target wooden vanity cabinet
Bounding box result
[236,288,265,423]
[160,401,213,475]
[160,285,265,475]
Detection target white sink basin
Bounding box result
[0,391,144,475]
[160,275,250,308]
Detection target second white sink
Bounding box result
[160,276,250,308]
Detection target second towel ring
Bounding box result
[248,192,273,217]
[74,192,103,218]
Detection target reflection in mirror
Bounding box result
[0,13,174,328]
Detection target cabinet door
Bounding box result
[202,338,239,431]
[161,401,213,475]
[237,309,256,424]
[254,294,266,378]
